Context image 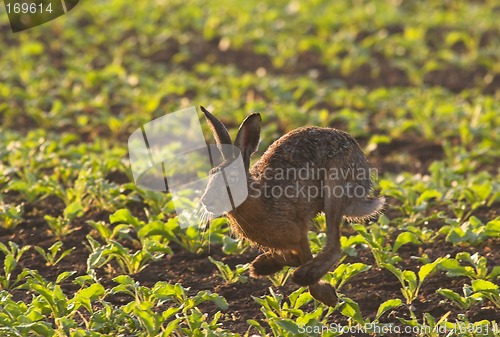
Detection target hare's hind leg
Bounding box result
[292,238,338,307]
[292,194,344,286]
[250,250,303,277]
[250,251,285,277]
[309,281,338,307]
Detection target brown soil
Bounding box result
[1,192,498,336]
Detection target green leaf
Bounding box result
[416,190,442,206]
[419,258,444,283]
[110,209,141,227]
[393,232,421,253]
[273,318,300,333]
[472,279,498,292]
[488,266,500,280]
[402,270,417,289]
[375,299,402,320]
[340,297,364,324]
[113,275,135,285]
[63,201,83,219]
[4,254,17,276]
[211,294,229,310]
[56,271,76,284]
[485,218,500,237]
[222,236,239,254]
[436,288,465,306]
[73,283,105,312]
[438,258,474,278]
[138,219,178,241]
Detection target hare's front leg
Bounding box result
[249,251,302,277]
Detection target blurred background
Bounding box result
[1,0,499,144]
[0,0,499,335]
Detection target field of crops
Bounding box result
[0,0,499,336]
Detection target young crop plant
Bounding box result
[439,252,500,281]
[20,276,105,334]
[0,242,31,290]
[110,275,230,336]
[437,284,483,310]
[471,279,500,309]
[441,216,500,246]
[250,287,333,337]
[382,257,445,313]
[87,239,166,276]
[0,202,24,231]
[208,256,248,284]
[266,267,293,288]
[324,262,371,292]
[352,221,421,267]
[34,241,75,266]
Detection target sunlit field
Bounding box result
[0,0,499,336]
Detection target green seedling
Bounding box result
[28,280,105,333]
[324,262,371,291]
[221,235,249,255]
[267,267,293,287]
[397,311,453,337]
[441,216,500,246]
[0,202,24,230]
[0,242,30,290]
[111,276,229,336]
[0,290,55,336]
[382,257,445,308]
[88,219,133,243]
[353,223,420,267]
[252,287,335,337]
[208,256,248,284]
[44,201,84,239]
[35,241,75,266]
[7,168,49,203]
[340,234,366,257]
[138,215,208,254]
[87,240,165,275]
[134,188,174,217]
[471,279,500,308]
[437,284,482,310]
[453,178,497,220]
[439,252,500,280]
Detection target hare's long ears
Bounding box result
[235,113,261,171]
[201,106,233,160]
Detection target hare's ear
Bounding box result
[201,106,233,160]
[234,113,261,171]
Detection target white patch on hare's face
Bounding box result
[200,152,249,217]
[201,166,231,215]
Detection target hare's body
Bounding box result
[228,127,376,250]
[200,107,384,306]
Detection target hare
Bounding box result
[200,106,384,306]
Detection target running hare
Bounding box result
[200,106,384,306]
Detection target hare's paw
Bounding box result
[249,254,284,277]
[309,281,338,307]
[292,262,323,286]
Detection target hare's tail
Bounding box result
[344,197,385,220]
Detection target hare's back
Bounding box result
[255,126,362,170]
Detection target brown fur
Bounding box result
[200,107,384,307]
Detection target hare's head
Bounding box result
[200,106,261,215]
